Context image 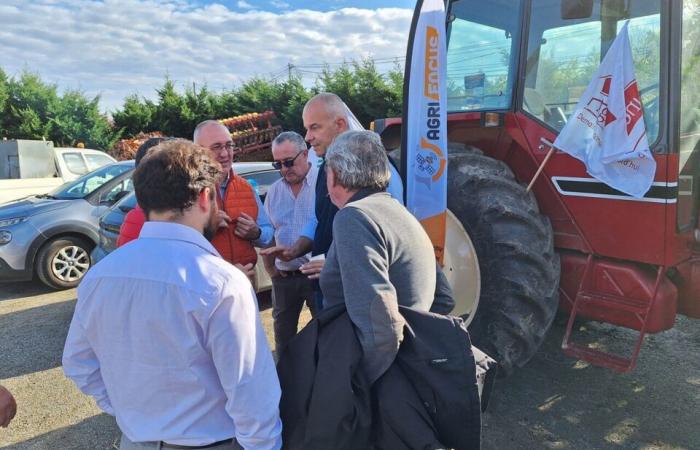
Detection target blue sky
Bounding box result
[0,0,416,112]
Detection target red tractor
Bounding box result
[374,0,700,375]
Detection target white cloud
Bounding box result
[270,0,290,9]
[0,0,412,113]
[237,0,253,9]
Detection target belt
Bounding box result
[279,269,304,276]
[161,439,234,449]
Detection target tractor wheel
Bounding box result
[36,236,93,290]
[390,144,560,375]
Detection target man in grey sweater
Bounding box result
[319,130,437,382]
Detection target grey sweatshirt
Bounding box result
[320,191,436,382]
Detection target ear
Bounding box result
[197,188,212,212]
[335,116,348,132]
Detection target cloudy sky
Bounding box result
[1,0,415,112]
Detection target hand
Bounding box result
[234,212,261,240]
[0,385,17,428]
[217,210,232,229]
[300,259,325,280]
[234,263,256,281]
[260,245,296,262]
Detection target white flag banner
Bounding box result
[552,21,655,198]
[403,0,448,262]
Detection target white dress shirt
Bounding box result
[63,222,282,449]
[264,165,317,271]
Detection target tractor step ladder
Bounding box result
[561,254,665,373]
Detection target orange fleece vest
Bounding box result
[211,171,259,267]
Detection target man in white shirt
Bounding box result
[63,139,282,450]
[261,132,317,355]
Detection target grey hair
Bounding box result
[304,92,347,120]
[325,130,390,191]
[272,131,307,153]
[192,120,227,144]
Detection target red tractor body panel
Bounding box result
[377,111,699,334]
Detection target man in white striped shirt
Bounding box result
[262,132,318,354]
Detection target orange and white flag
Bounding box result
[404,0,448,263]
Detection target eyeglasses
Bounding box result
[209,141,236,153]
[272,150,304,170]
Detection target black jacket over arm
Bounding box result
[277,304,483,450]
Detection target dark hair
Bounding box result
[133,139,220,215]
[134,137,168,166]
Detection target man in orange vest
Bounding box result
[193,120,273,277]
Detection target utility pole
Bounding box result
[288,63,294,81]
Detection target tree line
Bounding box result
[0,59,404,153]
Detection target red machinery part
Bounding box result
[674,257,700,319]
[558,251,677,333]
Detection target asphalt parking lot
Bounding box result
[1,280,698,449]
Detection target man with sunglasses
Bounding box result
[262,132,318,354]
[193,120,273,275]
[262,93,404,308]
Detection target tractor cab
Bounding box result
[375,0,700,374]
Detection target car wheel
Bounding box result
[36,237,93,289]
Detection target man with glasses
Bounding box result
[193,120,273,275]
[261,132,317,355]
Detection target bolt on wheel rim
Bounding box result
[51,245,90,282]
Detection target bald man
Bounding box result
[261,93,403,294]
[194,120,273,274]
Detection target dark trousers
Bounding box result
[272,273,316,355]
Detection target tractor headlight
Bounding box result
[0,217,26,227]
[0,230,11,245]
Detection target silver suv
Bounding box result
[0,161,134,289]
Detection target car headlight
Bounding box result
[0,230,11,245]
[0,217,26,227]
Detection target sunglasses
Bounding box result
[272,150,304,170]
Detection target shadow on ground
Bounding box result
[0,297,76,379]
[0,281,56,302]
[481,314,700,450]
[1,413,119,450]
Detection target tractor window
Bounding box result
[678,0,700,230]
[523,0,662,145]
[446,0,523,112]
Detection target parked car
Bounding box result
[0,140,117,204]
[92,162,282,292]
[0,161,135,289]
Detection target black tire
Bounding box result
[390,144,560,375]
[36,236,93,289]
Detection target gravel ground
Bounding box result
[0,280,698,449]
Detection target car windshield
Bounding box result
[49,163,133,200]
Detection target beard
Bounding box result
[203,199,219,242]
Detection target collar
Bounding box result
[347,188,385,204]
[303,164,317,187]
[139,221,220,257]
[221,168,234,188]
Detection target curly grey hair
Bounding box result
[325,130,390,191]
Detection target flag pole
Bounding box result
[526,138,557,192]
